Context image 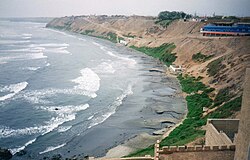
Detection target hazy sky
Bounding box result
[0,0,250,18]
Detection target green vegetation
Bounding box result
[207,57,226,76]
[209,96,242,118]
[192,52,214,62]
[130,43,176,66]
[123,33,136,38]
[81,31,118,43]
[127,74,213,157]
[156,11,192,27]
[82,29,95,35]
[107,32,118,43]
[177,75,208,94]
[213,87,233,107]
[118,36,125,42]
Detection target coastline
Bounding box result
[32,26,187,159]
[98,68,188,158]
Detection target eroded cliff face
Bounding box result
[46,16,250,116]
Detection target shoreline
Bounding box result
[97,68,188,158]
[36,27,188,159]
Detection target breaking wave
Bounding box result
[0,104,89,139]
[88,83,133,129]
[39,143,66,154]
[10,138,36,155]
[0,82,28,101]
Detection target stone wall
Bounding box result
[235,68,250,160]
[157,145,235,160]
[205,119,239,146]
[159,150,235,160]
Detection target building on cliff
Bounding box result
[200,22,250,36]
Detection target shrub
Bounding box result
[84,29,95,35]
[192,52,214,62]
[209,96,242,118]
[107,32,118,43]
[130,43,176,66]
[214,87,232,106]
[207,57,226,76]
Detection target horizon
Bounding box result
[0,0,250,18]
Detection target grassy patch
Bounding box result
[177,75,208,94]
[130,43,176,66]
[209,96,242,118]
[207,57,226,76]
[192,52,214,62]
[125,145,154,157]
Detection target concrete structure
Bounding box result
[169,65,183,73]
[119,40,128,46]
[154,140,235,160]
[205,119,239,146]
[235,68,250,160]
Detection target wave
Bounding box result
[39,143,66,154]
[10,138,36,155]
[45,62,50,67]
[88,83,133,129]
[28,43,71,55]
[46,47,71,54]
[0,104,89,138]
[24,67,41,71]
[71,68,100,98]
[21,88,96,104]
[44,28,75,38]
[57,126,72,133]
[92,42,137,67]
[22,33,32,37]
[87,115,94,120]
[29,43,69,47]
[0,52,47,64]
[0,47,45,53]
[22,36,32,40]
[78,38,86,41]
[106,51,137,66]
[38,104,90,115]
[0,40,31,45]
[93,62,115,74]
[0,82,28,101]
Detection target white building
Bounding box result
[169,65,183,73]
[119,40,128,46]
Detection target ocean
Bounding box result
[0,19,186,159]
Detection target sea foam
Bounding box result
[94,62,115,74]
[0,82,28,101]
[71,68,100,98]
[39,143,66,154]
[0,104,89,138]
[10,138,36,155]
[88,83,133,129]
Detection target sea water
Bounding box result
[0,19,186,159]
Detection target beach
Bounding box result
[0,19,186,160]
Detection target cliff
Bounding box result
[46,15,250,114]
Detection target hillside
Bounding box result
[47,15,250,107]
[46,15,250,157]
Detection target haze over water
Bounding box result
[0,19,186,159]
